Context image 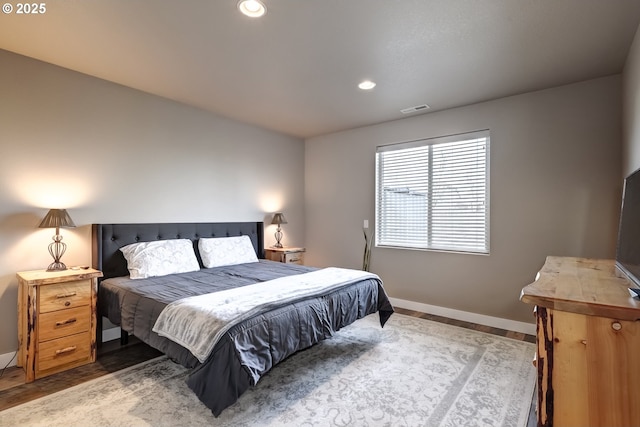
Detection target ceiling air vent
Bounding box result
[400,104,431,114]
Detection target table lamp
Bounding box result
[38,209,76,271]
[271,212,287,248]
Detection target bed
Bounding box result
[91,222,394,416]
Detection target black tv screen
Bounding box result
[616,168,640,287]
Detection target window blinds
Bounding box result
[375,130,489,254]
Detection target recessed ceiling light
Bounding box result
[238,0,266,18]
[358,80,376,90]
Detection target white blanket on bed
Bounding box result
[152,267,379,363]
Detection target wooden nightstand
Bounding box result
[265,247,306,265]
[16,268,103,382]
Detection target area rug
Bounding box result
[0,314,536,427]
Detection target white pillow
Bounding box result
[120,239,200,279]
[198,235,259,268]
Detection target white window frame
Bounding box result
[375,130,490,254]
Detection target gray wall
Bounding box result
[305,75,622,324]
[624,23,640,176]
[0,50,305,355]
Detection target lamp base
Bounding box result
[274,226,284,248]
[46,236,68,272]
[46,261,68,272]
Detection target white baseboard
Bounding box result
[390,297,536,336]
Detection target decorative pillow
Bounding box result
[198,235,259,268]
[119,239,200,279]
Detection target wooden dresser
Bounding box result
[17,268,103,382]
[520,256,640,427]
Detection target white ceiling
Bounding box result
[1,1,639,139]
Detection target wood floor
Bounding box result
[0,337,163,412]
[0,308,537,423]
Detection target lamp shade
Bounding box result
[271,213,288,225]
[38,209,76,229]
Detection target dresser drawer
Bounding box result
[38,306,91,342]
[37,331,92,374]
[39,280,91,313]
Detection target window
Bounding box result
[375,130,489,254]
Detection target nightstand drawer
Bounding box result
[37,331,92,373]
[265,247,306,265]
[283,253,304,264]
[39,306,91,342]
[39,280,91,313]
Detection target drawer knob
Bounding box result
[55,346,77,355]
[55,318,77,327]
[64,301,71,307]
[612,322,622,331]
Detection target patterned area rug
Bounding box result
[0,314,536,427]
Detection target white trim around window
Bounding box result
[375,130,490,254]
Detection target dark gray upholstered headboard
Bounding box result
[92,222,264,280]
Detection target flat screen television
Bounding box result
[616,167,640,288]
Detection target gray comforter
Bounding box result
[98,260,394,416]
